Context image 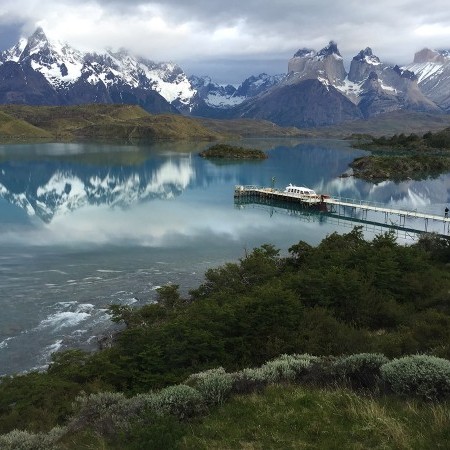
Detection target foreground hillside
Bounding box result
[0,227,449,449]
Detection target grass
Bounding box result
[60,385,450,449]
[180,385,450,450]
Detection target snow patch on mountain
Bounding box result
[407,63,444,83]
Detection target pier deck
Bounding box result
[234,185,450,235]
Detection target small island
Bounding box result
[199,143,267,159]
[348,155,450,181]
[348,127,450,181]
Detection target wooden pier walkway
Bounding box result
[234,185,450,235]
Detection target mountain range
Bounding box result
[1,28,450,128]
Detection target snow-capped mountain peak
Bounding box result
[405,48,450,112]
[0,27,195,113]
[353,47,381,66]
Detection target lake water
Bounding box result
[0,139,449,375]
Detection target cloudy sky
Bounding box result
[1,0,450,83]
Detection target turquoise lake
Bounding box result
[0,139,449,375]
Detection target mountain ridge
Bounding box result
[0,28,449,128]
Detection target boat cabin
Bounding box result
[284,184,317,196]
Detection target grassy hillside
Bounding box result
[180,385,449,450]
[0,110,51,140]
[0,104,223,142]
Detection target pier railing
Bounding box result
[234,185,450,235]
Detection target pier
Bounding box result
[234,185,450,237]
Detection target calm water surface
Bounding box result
[0,139,449,375]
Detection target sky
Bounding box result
[1,0,450,83]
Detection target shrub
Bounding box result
[259,354,319,383]
[70,392,149,435]
[333,353,390,390]
[231,354,319,394]
[0,427,66,450]
[381,355,450,399]
[155,385,206,420]
[186,367,233,406]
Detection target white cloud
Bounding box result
[1,0,450,80]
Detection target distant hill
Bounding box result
[312,110,450,137]
[0,104,223,141]
[0,110,51,139]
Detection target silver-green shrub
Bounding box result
[381,355,450,399]
[154,384,206,420]
[231,354,319,393]
[186,367,233,405]
[333,353,390,389]
[70,391,150,435]
[0,427,66,450]
[259,354,319,383]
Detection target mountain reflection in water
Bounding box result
[0,140,449,375]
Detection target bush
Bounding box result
[70,392,152,435]
[0,427,66,450]
[333,353,390,390]
[186,367,233,406]
[231,354,319,394]
[259,354,319,383]
[155,385,206,420]
[381,355,450,399]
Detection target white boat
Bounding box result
[284,183,318,197]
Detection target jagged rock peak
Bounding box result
[293,48,315,58]
[393,65,416,80]
[316,41,342,59]
[413,48,450,64]
[26,27,49,48]
[353,47,381,65]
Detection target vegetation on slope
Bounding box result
[2,353,450,449]
[181,385,450,450]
